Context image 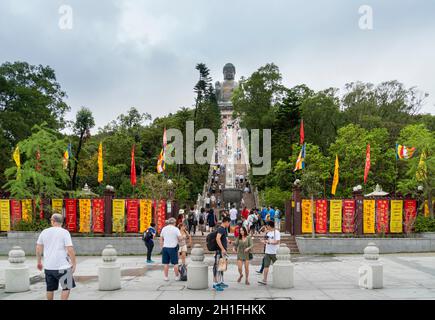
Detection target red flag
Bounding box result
[364,144,370,184]
[300,119,304,145]
[130,145,136,186]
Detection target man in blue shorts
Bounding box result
[160,217,183,281]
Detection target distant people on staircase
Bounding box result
[248,210,257,235]
[205,195,211,209]
[188,207,195,235]
[217,197,221,208]
[176,213,184,227]
[261,207,268,224]
[229,205,238,227]
[211,194,216,208]
[198,207,206,236]
[268,206,275,223]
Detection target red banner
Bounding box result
[404,200,417,233]
[126,199,139,233]
[10,200,22,226]
[315,199,327,233]
[92,198,105,233]
[157,200,166,233]
[65,199,77,232]
[343,200,355,233]
[376,199,389,233]
[364,144,370,184]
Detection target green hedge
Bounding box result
[414,216,435,233]
[11,219,51,232]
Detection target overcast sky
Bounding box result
[1,0,434,132]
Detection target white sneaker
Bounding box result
[164,276,169,281]
[175,276,181,281]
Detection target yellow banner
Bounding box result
[113,199,125,233]
[329,200,342,233]
[0,200,11,231]
[390,200,403,233]
[22,199,32,222]
[140,199,152,233]
[301,199,313,233]
[363,200,375,234]
[79,199,91,233]
[52,199,63,214]
[424,200,435,217]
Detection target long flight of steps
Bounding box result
[189,234,299,254]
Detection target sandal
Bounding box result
[245,279,250,285]
[237,274,243,283]
[258,280,267,285]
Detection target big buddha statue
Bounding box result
[215,63,239,110]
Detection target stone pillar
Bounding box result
[103,188,115,235]
[358,242,383,289]
[98,245,121,291]
[5,246,30,293]
[272,244,294,289]
[353,189,364,235]
[187,244,208,290]
[292,184,302,236]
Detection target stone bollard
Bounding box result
[98,245,121,291]
[5,246,30,293]
[272,244,294,289]
[187,244,208,289]
[358,242,383,289]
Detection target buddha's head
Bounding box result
[223,63,236,80]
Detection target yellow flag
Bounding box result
[331,154,339,195]
[416,150,427,182]
[13,146,21,179]
[98,142,103,183]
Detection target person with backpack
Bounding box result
[198,207,206,235]
[143,222,157,263]
[210,216,232,291]
[187,207,195,235]
[258,221,281,285]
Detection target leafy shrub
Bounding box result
[11,219,51,232]
[414,215,435,233]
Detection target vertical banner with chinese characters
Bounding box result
[315,200,327,234]
[79,199,91,233]
[301,199,313,233]
[329,200,342,233]
[424,200,434,217]
[140,199,152,233]
[0,200,10,231]
[390,200,403,233]
[112,199,125,233]
[22,199,33,222]
[342,200,355,233]
[126,199,139,233]
[376,200,389,233]
[363,200,375,234]
[10,200,21,227]
[51,199,63,214]
[404,200,417,233]
[92,199,104,233]
[157,200,166,233]
[65,199,77,232]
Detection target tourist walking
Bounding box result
[274,207,282,231]
[233,226,253,285]
[143,222,157,263]
[229,205,238,226]
[207,208,217,232]
[258,221,281,285]
[160,218,183,281]
[36,213,77,300]
[187,207,195,235]
[178,223,192,266]
[213,216,232,291]
[198,207,206,235]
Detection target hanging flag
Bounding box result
[130,145,137,186]
[331,154,339,195]
[364,144,370,184]
[157,148,165,173]
[300,119,304,145]
[396,144,416,160]
[416,150,427,182]
[293,143,306,172]
[98,142,103,183]
[13,146,21,179]
[63,143,72,170]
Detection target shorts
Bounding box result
[45,268,76,291]
[162,247,179,265]
[231,219,237,226]
[179,245,188,253]
[263,254,277,268]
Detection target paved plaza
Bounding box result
[1,253,435,300]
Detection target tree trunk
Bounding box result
[71,132,84,190]
[426,182,434,218]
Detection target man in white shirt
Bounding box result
[205,195,211,209]
[36,213,77,300]
[258,221,281,285]
[160,218,183,281]
[229,205,238,226]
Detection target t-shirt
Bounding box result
[269,209,276,220]
[265,230,281,255]
[160,225,181,248]
[242,209,249,220]
[229,208,238,220]
[261,208,268,220]
[211,195,216,202]
[205,197,211,204]
[145,227,156,243]
[217,226,228,250]
[36,227,73,270]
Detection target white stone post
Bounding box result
[272,244,294,289]
[358,242,383,289]
[187,244,208,289]
[98,245,121,291]
[5,246,30,293]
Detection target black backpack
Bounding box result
[206,230,218,251]
[178,264,187,281]
[143,229,153,242]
